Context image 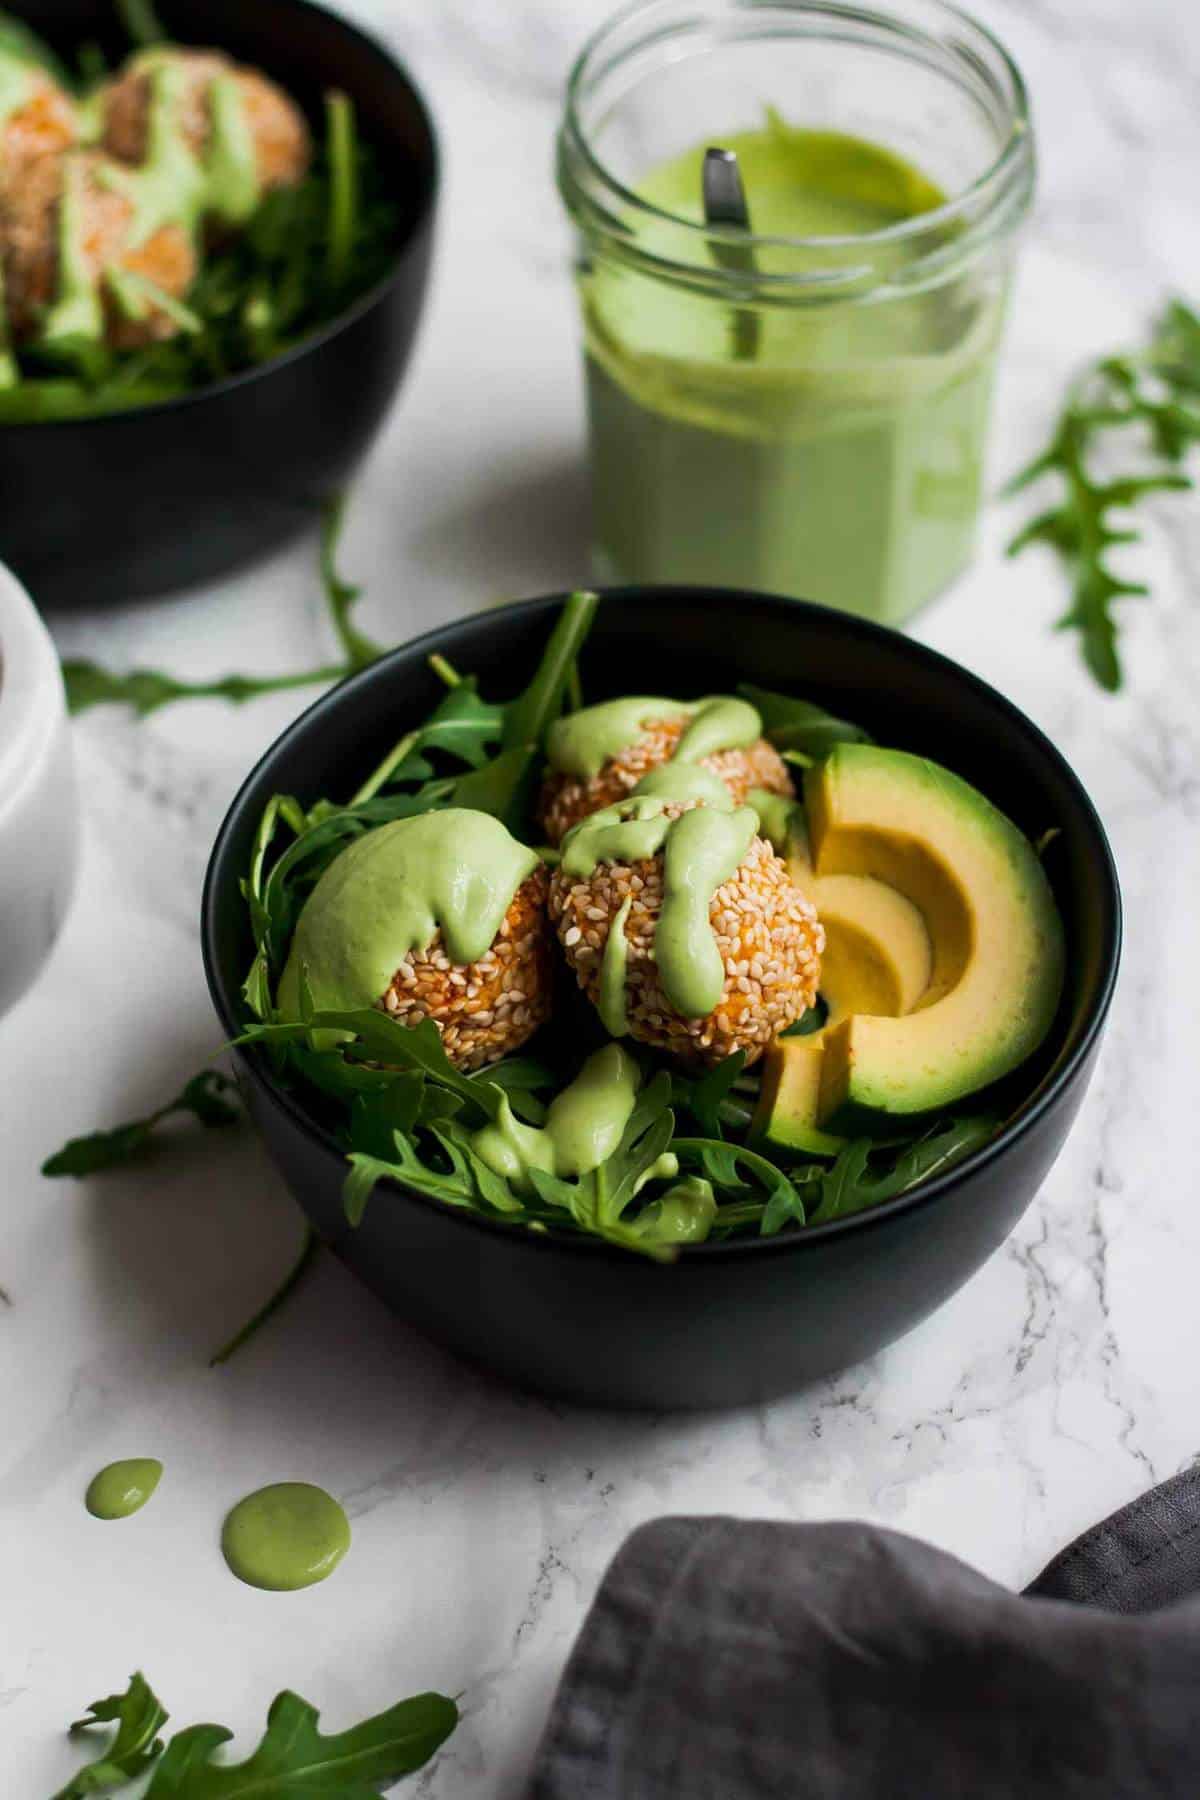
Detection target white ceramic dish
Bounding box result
[0,563,77,1019]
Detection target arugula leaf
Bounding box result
[1008,297,1200,690]
[54,1671,168,1798]
[234,1013,506,1123]
[673,1137,812,1236]
[671,1051,749,1138]
[738,684,870,757]
[501,589,599,751]
[61,655,351,718]
[42,1073,241,1178]
[324,91,358,297]
[344,1125,525,1227]
[141,1688,456,1797]
[810,1117,1000,1223]
[117,0,167,47]
[780,1003,827,1038]
[858,1116,999,1205]
[320,493,382,672]
[809,1140,874,1223]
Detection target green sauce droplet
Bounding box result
[0,51,35,131]
[471,1043,643,1194]
[546,695,762,780]
[44,158,105,345]
[85,1458,163,1520]
[633,1176,717,1246]
[546,697,684,780]
[633,762,733,810]
[562,791,758,1019]
[206,72,260,227]
[673,697,761,765]
[746,786,799,851]
[598,894,632,1037]
[221,1482,350,1592]
[658,804,758,1016]
[277,809,540,1019]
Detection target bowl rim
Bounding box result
[202,585,1123,1267]
[0,0,439,434]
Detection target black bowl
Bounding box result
[0,0,437,607]
[203,588,1122,1410]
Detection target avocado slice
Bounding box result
[754,821,934,1157]
[804,744,1064,1134]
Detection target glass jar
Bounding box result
[557,0,1034,625]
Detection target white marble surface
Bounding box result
[6,0,1200,1791]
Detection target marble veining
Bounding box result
[4,1,1200,1794]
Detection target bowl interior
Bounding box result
[204,588,1121,1244]
[6,0,437,288]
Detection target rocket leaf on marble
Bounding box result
[52,1676,457,1798]
[1007,296,1200,691]
[53,1671,168,1798]
[40,1072,241,1177]
[140,1688,458,1797]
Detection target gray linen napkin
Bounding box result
[529,1468,1200,1798]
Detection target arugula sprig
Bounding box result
[1007,298,1200,690]
[54,1672,167,1799]
[54,1671,457,1798]
[41,1072,240,1177]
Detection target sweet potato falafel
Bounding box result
[1,148,197,348]
[102,48,311,203]
[539,696,793,845]
[0,67,76,187]
[277,810,555,1073]
[549,783,823,1069]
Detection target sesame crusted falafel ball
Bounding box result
[0,70,76,188]
[1,149,197,348]
[277,811,556,1075]
[539,712,793,846]
[102,49,310,197]
[549,806,823,1070]
[380,863,554,1071]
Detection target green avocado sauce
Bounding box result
[471,1042,679,1193]
[85,1458,163,1520]
[562,775,758,1019]
[43,58,259,347]
[547,695,761,781]
[633,762,733,810]
[581,116,1005,625]
[746,786,799,852]
[277,810,540,1017]
[221,1482,350,1592]
[632,1175,717,1246]
[598,894,632,1036]
[42,158,105,343]
[0,49,34,129]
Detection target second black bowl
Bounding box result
[0,0,437,607]
[203,588,1121,1409]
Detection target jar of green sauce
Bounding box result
[557,0,1035,624]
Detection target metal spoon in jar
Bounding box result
[703,146,760,360]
